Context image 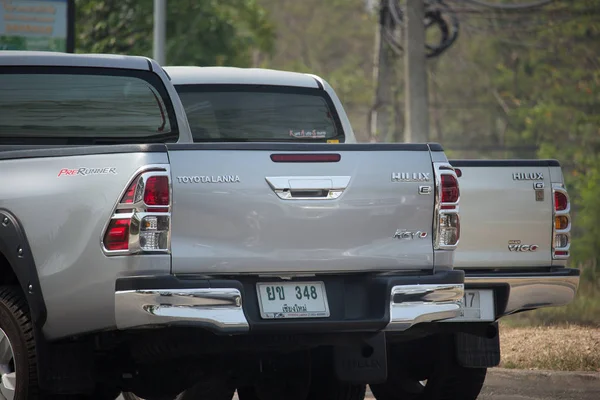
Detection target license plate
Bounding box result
[443,289,495,322]
[256,281,330,319]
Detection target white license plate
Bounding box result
[256,281,330,319]
[443,289,495,322]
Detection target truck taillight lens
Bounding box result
[441,175,459,206]
[552,184,570,259]
[102,167,171,255]
[140,215,170,251]
[555,216,569,230]
[104,219,131,250]
[438,213,460,247]
[434,163,460,250]
[144,176,170,206]
[554,192,568,211]
[554,234,569,248]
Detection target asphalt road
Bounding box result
[365,368,600,400]
[476,368,600,400]
[119,368,600,399]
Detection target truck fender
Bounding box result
[0,209,47,328]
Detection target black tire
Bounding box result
[120,393,172,400]
[369,335,487,400]
[307,380,366,400]
[0,285,40,399]
[238,382,366,400]
[174,380,235,400]
[236,387,258,400]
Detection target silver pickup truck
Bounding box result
[0,52,468,399]
[165,66,581,400]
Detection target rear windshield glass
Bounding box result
[175,84,344,142]
[0,66,178,144]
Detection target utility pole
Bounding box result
[153,0,166,65]
[369,0,398,142]
[404,0,429,143]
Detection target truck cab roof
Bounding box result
[163,65,322,89]
[0,50,153,70]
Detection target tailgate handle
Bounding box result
[265,176,351,200]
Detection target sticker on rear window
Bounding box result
[289,129,327,139]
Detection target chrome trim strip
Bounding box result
[115,288,249,332]
[265,176,351,200]
[385,283,464,331]
[465,274,580,316]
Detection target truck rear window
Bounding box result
[174,84,345,142]
[0,66,178,144]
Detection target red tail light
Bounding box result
[121,181,137,204]
[144,176,170,206]
[441,174,459,209]
[102,168,171,255]
[554,192,568,211]
[104,219,131,250]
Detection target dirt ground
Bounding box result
[498,324,600,371]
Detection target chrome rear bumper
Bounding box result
[115,280,464,333]
[115,288,249,332]
[463,268,580,317]
[385,284,463,331]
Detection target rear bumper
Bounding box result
[462,267,580,318]
[114,271,464,334]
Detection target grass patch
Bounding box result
[503,282,600,328]
[498,324,600,372]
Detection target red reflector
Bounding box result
[104,219,130,250]
[555,250,568,256]
[270,154,341,163]
[455,168,462,178]
[441,175,459,203]
[144,176,170,206]
[554,192,568,211]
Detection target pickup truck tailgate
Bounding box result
[168,143,437,275]
[450,160,558,269]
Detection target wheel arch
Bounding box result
[0,209,47,329]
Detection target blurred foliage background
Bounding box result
[75,0,599,326]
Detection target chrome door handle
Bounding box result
[265,176,351,200]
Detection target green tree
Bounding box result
[74,0,275,67]
[258,0,377,139]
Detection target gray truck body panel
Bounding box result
[449,160,565,270]
[0,148,170,339]
[168,144,438,275]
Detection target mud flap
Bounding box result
[455,322,501,368]
[333,331,388,384]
